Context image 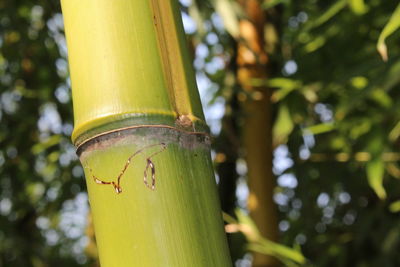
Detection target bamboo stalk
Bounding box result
[61,0,231,266]
[236,0,279,266]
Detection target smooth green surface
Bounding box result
[61,0,205,144]
[61,0,169,140]
[81,128,231,266]
[62,0,231,265]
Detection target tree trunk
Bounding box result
[236,1,279,266]
[61,0,231,266]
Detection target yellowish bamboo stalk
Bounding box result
[236,0,279,266]
[61,0,232,266]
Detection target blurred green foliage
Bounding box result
[224,210,306,266]
[1,0,400,266]
[188,0,400,266]
[0,1,91,266]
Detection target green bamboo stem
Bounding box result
[79,128,230,266]
[61,0,232,266]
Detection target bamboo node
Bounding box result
[176,115,193,129]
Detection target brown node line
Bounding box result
[85,143,167,194]
[75,124,210,152]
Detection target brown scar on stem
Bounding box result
[85,143,167,194]
[176,115,193,127]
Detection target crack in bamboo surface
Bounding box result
[86,143,166,193]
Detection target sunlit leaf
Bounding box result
[369,89,392,108]
[188,3,206,36]
[386,163,400,179]
[234,210,306,265]
[309,0,347,29]
[389,121,400,142]
[348,0,368,15]
[350,76,368,89]
[262,0,290,9]
[249,242,305,265]
[349,120,371,139]
[389,200,400,213]
[366,158,387,200]
[269,78,301,102]
[212,0,240,38]
[383,60,400,90]
[31,134,62,155]
[377,3,400,61]
[303,122,335,135]
[304,36,326,53]
[273,104,294,144]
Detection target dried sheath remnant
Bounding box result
[86,143,166,194]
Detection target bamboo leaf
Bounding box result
[273,104,294,144]
[31,134,62,155]
[235,209,306,265]
[382,227,400,253]
[222,211,237,224]
[309,0,347,29]
[235,209,260,239]
[303,122,335,135]
[269,78,302,103]
[304,36,326,53]
[262,0,290,9]
[382,60,400,91]
[389,200,400,213]
[369,89,392,108]
[348,0,368,15]
[377,3,400,61]
[213,0,240,38]
[389,120,400,142]
[188,3,206,36]
[366,158,387,200]
[350,76,369,89]
[249,241,306,265]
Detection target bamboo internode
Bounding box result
[62,0,205,146]
[61,0,232,266]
